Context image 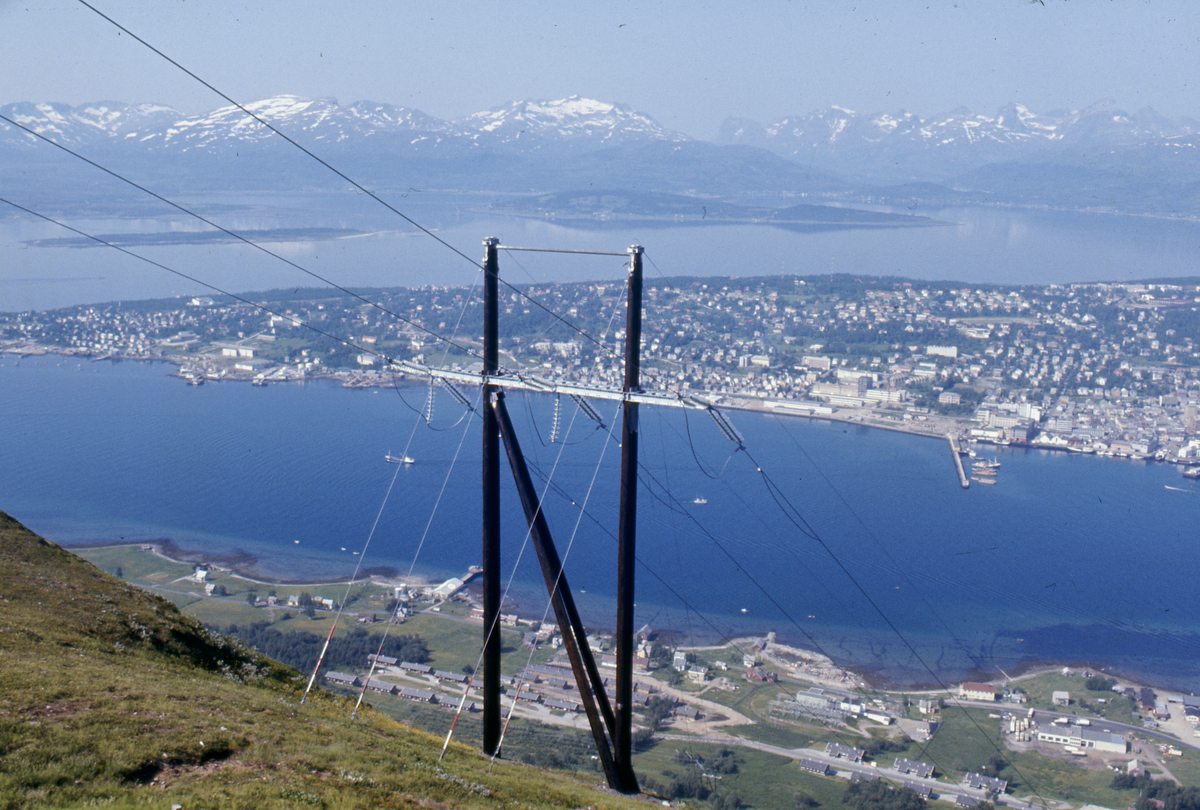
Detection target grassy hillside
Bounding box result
[0,511,644,809]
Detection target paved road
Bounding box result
[951,698,1200,754]
[658,734,1038,809]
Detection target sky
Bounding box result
[1,0,1198,140]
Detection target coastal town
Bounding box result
[78,539,1200,810]
[3,274,1200,473]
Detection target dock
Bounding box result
[946,434,970,489]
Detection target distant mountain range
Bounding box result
[718,100,1200,179]
[2,94,1198,217]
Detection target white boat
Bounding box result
[693,496,708,505]
[385,453,415,465]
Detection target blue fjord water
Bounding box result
[5,203,1200,313]
[2,354,1198,689]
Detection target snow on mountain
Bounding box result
[0,101,182,148]
[718,101,1200,181]
[456,96,690,147]
[1,94,687,158]
[128,95,463,152]
[3,94,1197,214]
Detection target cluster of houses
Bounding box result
[821,743,1007,804]
[323,655,707,720]
[11,276,1200,473]
[518,663,688,718]
[324,670,439,705]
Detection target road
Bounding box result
[658,733,1043,809]
[950,698,1200,754]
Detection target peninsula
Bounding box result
[3,273,1199,475]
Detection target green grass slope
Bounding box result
[0,511,644,810]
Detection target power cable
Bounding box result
[0,196,385,363]
[442,393,591,757]
[354,391,481,720]
[771,415,988,671]
[652,408,698,667]
[495,252,630,361]
[0,112,483,362]
[519,449,879,758]
[13,10,1062,777]
[75,0,632,380]
[73,0,480,271]
[732,442,1050,804]
[302,453,406,704]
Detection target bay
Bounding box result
[2,354,1197,690]
[4,199,1200,313]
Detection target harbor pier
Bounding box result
[947,434,970,489]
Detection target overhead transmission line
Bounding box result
[0,196,387,363]
[10,173,1035,803]
[73,0,631,369]
[515,401,907,760]
[8,115,1022,793]
[47,7,1055,794]
[73,0,479,270]
[0,113,482,364]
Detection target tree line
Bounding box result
[215,622,429,675]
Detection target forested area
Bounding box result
[216,621,429,675]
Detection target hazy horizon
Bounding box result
[3,1,1198,140]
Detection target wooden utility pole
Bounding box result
[468,240,652,793]
[613,245,643,792]
[492,390,622,788]
[481,236,501,756]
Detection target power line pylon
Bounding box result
[399,240,713,793]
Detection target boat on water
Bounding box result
[693,496,708,505]
[971,476,997,485]
[385,453,415,465]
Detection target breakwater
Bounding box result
[946,433,969,489]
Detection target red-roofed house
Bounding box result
[959,682,997,701]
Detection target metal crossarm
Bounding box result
[392,360,712,411]
[460,239,732,795]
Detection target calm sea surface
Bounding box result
[2,355,1198,689]
[3,202,1200,313]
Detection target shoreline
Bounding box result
[69,537,1193,697]
[8,346,1197,475]
[18,352,1200,694]
[67,538,440,589]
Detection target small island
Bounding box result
[24,226,367,249]
[481,190,949,230]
